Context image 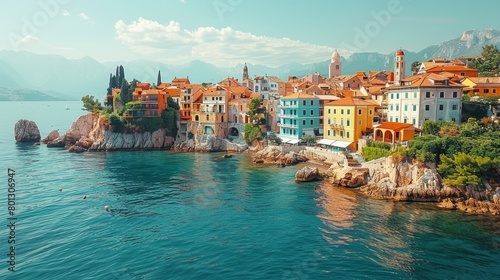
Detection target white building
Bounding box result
[386,73,463,127]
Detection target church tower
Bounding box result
[329,50,342,78]
[394,49,405,86]
[243,63,249,81]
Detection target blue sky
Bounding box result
[2,0,500,67]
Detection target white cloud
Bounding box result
[114,18,346,67]
[20,35,39,44]
[62,10,70,17]
[79,12,94,24]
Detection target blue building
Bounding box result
[278,92,320,143]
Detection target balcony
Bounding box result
[278,123,298,128]
[280,114,298,119]
[330,124,344,130]
[279,104,299,108]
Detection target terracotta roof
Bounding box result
[396,49,404,56]
[325,96,377,107]
[391,73,464,88]
[466,77,500,84]
[375,122,414,132]
[282,92,318,99]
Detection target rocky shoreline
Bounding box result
[14,116,499,215]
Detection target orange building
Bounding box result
[374,122,415,145]
[125,87,167,118]
[424,65,478,78]
[462,77,500,96]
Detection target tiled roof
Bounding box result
[391,73,464,88]
[282,92,318,99]
[375,122,414,132]
[466,77,500,84]
[325,96,377,107]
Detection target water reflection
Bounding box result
[316,182,359,246]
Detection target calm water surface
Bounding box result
[0,101,499,279]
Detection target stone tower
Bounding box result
[329,50,342,78]
[394,49,405,86]
[243,63,249,80]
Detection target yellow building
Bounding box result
[322,97,378,151]
[462,77,500,97]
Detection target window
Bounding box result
[327,119,331,124]
[369,109,373,115]
[333,130,336,136]
[303,100,306,106]
[405,92,408,98]
[340,131,344,137]
[328,109,331,114]
[396,93,400,99]
[395,117,399,122]
[390,117,393,122]
[302,110,306,116]
[341,109,344,114]
[358,109,362,115]
[453,92,458,98]
[340,118,344,126]
[346,119,350,126]
[404,118,407,123]
[440,92,445,98]
[334,109,337,114]
[412,118,416,125]
[328,130,330,136]
[413,104,417,111]
[390,104,393,111]
[439,104,444,111]
[460,72,465,76]
[310,120,314,125]
[310,100,314,106]
[426,92,431,98]
[452,104,458,110]
[310,109,314,116]
[493,89,497,94]
[336,65,339,70]
[359,120,362,125]
[302,120,306,125]
[414,92,417,98]
[346,132,350,138]
[346,109,350,115]
[404,104,408,111]
[391,93,394,99]
[396,105,399,111]
[425,105,430,111]
[484,89,490,94]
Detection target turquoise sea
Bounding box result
[0,101,499,279]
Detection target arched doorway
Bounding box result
[383,130,393,143]
[230,127,239,137]
[205,126,214,134]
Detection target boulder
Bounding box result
[14,119,41,142]
[338,168,370,188]
[41,130,60,143]
[46,136,66,147]
[68,145,86,153]
[295,166,319,182]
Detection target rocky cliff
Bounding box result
[173,135,247,153]
[45,113,175,152]
[328,156,500,215]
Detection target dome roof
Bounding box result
[396,49,405,56]
[331,50,340,60]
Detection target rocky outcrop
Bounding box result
[65,114,96,143]
[329,156,500,215]
[41,130,60,143]
[173,135,247,153]
[14,119,41,142]
[252,145,308,166]
[295,166,319,182]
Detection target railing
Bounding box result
[279,104,299,108]
[280,114,298,118]
[278,123,298,128]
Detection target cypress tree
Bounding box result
[157,70,162,86]
[120,79,129,105]
[107,73,113,95]
[119,65,125,87]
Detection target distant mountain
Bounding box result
[0,87,67,101]
[0,29,499,101]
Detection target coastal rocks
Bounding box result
[14,119,41,142]
[46,136,66,147]
[65,113,96,143]
[331,168,370,188]
[173,135,247,152]
[252,145,307,166]
[41,130,60,143]
[295,166,319,182]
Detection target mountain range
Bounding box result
[0,29,499,101]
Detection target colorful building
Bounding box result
[386,73,463,127]
[462,77,500,97]
[322,97,378,151]
[126,88,167,117]
[374,122,415,146]
[278,92,320,143]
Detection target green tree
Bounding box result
[247,98,261,121]
[120,79,130,105]
[167,96,180,110]
[301,135,316,144]
[244,124,262,143]
[468,44,500,76]
[161,108,178,137]
[81,95,103,113]
[157,70,162,86]
[118,65,125,87]
[411,61,421,75]
[107,73,113,95]
[438,152,498,188]
[268,132,282,145]
[422,120,441,135]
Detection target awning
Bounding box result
[331,140,352,148]
[317,139,335,145]
[281,138,300,144]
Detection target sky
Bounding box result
[2,0,500,67]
